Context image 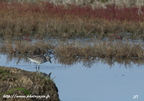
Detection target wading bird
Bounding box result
[28,55,52,72]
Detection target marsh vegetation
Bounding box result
[0,1,144,39]
[0,0,144,64]
[1,1,144,101]
[1,39,144,58]
[1,39,144,68]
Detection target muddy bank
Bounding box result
[0,66,60,101]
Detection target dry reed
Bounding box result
[54,41,144,59]
[1,40,144,59]
[0,40,53,55]
[1,40,144,68]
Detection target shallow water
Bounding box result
[0,54,144,101]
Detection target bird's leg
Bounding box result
[38,65,40,72]
[36,65,38,72]
[36,65,40,74]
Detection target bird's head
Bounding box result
[46,55,52,63]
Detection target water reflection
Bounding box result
[2,53,144,69]
[56,56,144,68]
[5,53,29,64]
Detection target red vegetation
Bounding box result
[0,2,144,21]
[0,2,143,21]
[0,2,144,39]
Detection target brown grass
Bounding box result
[1,40,144,59]
[0,2,144,39]
[0,40,53,55]
[1,40,144,68]
[54,41,144,59]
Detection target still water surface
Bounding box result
[0,54,144,101]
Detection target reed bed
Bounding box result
[0,2,144,39]
[0,40,53,55]
[1,40,144,68]
[54,41,144,59]
[1,40,144,59]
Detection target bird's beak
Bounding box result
[49,59,52,63]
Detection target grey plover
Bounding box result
[28,55,52,71]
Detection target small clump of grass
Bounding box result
[0,68,10,76]
[0,87,31,95]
